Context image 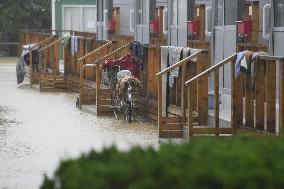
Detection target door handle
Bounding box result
[263,4,271,40]
[103,10,108,30]
[129,9,134,32]
[163,8,168,35]
[205,7,212,37]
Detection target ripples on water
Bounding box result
[0,62,158,189]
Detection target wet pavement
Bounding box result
[0,59,158,189]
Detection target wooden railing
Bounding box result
[80,42,130,111]
[28,35,60,86]
[185,53,284,137]
[78,41,113,108]
[156,50,209,138]
[185,54,236,137]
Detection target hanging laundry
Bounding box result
[102,53,140,79]
[71,36,78,55]
[63,33,71,48]
[183,47,191,60]
[235,51,247,79]
[129,41,142,60]
[169,47,183,87]
[189,48,200,62]
[16,56,26,84]
[235,51,268,87]
[16,44,38,84]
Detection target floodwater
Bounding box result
[0,58,158,189]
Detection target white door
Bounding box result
[273,0,284,57]
[97,0,109,40]
[168,0,187,47]
[134,0,149,44]
[213,0,237,91]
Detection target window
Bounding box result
[171,0,178,25]
[215,0,238,26]
[63,6,97,32]
[136,0,143,25]
[224,0,237,25]
[275,0,284,27]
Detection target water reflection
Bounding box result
[0,62,158,189]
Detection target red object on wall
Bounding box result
[187,20,200,36]
[108,19,116,33]
[150,20,159,34]
[236,19,252,37]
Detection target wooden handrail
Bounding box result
[84,43,130,68]
[258,55,284,61]
[37,35,56,47]
[185,53,237,85]
[78,41,112,62]
[38,37,64,52]
[156,50,202,77]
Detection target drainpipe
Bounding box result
[52,0,56,35]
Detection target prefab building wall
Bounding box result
[55,0,97,33]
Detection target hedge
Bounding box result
[41,135,284,189]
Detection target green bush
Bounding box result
[41,136,284,189]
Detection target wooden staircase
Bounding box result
[185,54,284,138]
[96,88,113,116]
[39,73,66,92]
[156,49,209,139]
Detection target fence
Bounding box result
[0,32,19,57]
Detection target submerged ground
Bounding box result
[0,58,158,189]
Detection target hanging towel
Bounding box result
[71,36,78,55]
[183,47,191,59]
[160,46,169,117]
[189,48,200,62]
[63,33,71,48]
[16,56,26,84]
[235,51,246,78]
[169,47,183,87]
[71,36,75,55]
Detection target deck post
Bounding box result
[29,48,33,87]
[79,61,83,109]
[188,84,193,138]
[214,70,219,136]
[231,59,240,134]
[158,77,162,138]
[266,60,276,133]
[255,59,265,131]
[181,63,186,126]
[54,38,59,75]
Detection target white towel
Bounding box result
[183,47,191,59]
[189,48,199,62]
[168,47,183,87]
[71,36,78,55]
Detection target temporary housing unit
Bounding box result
[132,0,168,45]
[96,0,134,41]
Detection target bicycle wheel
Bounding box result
[125,102,132,123]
